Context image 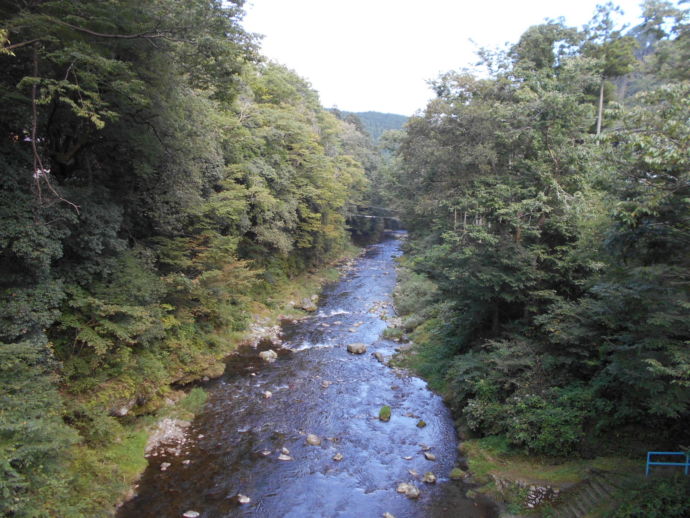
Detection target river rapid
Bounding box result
[118,232,496,518]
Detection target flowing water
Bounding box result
[118,232,496,518]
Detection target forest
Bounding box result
[387,0,690,514]
[0,0,688,516]
[335,111,408,143]
[0,1,383,515]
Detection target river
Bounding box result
[118,232,496,518]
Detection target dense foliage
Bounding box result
[2,0,688,515]
[612,476,690,518]
[335,111,409,142]
[0,1,375,515]
[390,0,689,460]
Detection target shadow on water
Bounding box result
[118,232,497,518]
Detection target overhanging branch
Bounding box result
[49,17,172,40]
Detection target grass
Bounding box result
[382,326,405,340]
[177,387,208,419]
[461,435,640,487]
[390,318,455,392]
[457,435,645,516]
[245,245,360,325]
[586,498,621,518]
[104,429,149,481]
[52,429,149,517]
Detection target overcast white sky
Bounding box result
[242,0,646,115]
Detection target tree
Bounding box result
[510,20,581,71]
[389,3,689,456]
[583,3,639,134]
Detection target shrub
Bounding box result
[613,476,690,518]
[507,394,585,456]
[392,267,439,324]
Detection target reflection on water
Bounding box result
[118,232,496,518]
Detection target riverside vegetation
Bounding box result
[385,1,690,516]
[2,1,689,517]
[0,1,388,516]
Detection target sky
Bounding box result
[241,0,647,115]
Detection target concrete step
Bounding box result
[561,503,578,518]
[581,484,600,508]
[572,495,590,516]
[547,469,639,518]
[599,471,627,489]
[588,478,611,499]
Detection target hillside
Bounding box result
[348,111,408,142]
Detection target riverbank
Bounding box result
[457,436,642,517]
[117,231,495,518]
[386,264,648,518]
[56,243,364,517]
[390,340,645,518]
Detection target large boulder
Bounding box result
[347,343,367,354]
[259,349,278,363]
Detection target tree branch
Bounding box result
[30,46,80,214]
[49,18,171,40]
[3,38,42,51]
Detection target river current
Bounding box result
[118,232,495,518]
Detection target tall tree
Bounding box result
[389,3,690,457]
[583,3,639,134]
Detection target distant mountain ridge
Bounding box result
[339,111,408,142]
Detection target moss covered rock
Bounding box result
[379,405,392,422]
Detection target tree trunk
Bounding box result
[492,305,499,334]
[596,78,605,136]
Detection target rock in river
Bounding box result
[396,482,420,499]
[259,349,278,363]
[379,405,391,422]
[423,472,437,484]
[405,485,421,499]
[423,451,437,461]
[306,433,321,446]
[396,482,410,493]
[347,343,367,354]
[182,512,200,518]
